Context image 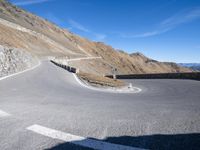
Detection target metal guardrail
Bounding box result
[50,60,77,73]
[50,60,200,81]
[106,72,200,80]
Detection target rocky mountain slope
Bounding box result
[0,0,192,75]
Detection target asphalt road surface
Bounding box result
[0,61,200,150]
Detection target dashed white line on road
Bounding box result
[27,124,145,150]
[0,110,10,117]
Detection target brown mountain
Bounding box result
[0,0,192,75]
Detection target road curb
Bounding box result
[73,73,142,93]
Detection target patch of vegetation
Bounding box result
[77,72,125,88]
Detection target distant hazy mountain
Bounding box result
[179,63,200,71]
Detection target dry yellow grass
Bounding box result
[77,72,125,87]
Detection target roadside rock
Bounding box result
[0,45,39,78]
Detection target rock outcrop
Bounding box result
[0,45,38,78]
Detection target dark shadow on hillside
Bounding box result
[46,133,200,150]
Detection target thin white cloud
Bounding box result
[42,13,72,30]
[68,19,106,41]
[68,19,90,32]
[122,7,200,38]
[160,8,200,28]
[121,28,171,38]
[122,28,171,38]
[11,0,53,6]
[93,33,107,40]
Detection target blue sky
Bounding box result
[9,0,200,63]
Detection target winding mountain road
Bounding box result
[0,61,200,150]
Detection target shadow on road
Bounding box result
[46,133,200,150]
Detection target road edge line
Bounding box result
[0,109,11,117]
[0,61,41,81]
[27,124,145,150]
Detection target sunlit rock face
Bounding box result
[0,45,38,78]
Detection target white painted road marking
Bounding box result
[27,124,145,150]
[0,61,41,81]
[0,110,10,117]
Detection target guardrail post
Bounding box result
[76,68,80,73]
[128,83,132,89]
[113,74,116,79]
